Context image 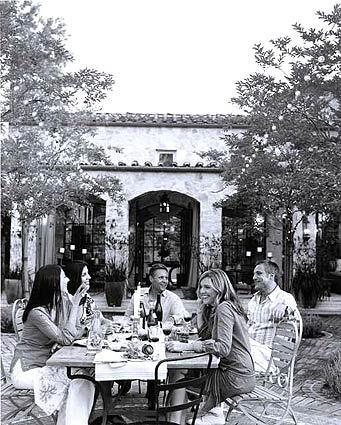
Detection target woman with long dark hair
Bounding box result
[10,264,95,425]
[167,269,255,425]
[63,260,112,328]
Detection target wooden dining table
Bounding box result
[47,343,219,425]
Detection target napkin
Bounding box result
[72,338,88,347]
[94,350,126,363]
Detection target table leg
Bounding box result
[98,381,112,425]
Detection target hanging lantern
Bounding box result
[159,193,170,213]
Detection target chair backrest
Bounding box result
[154,352,213,425]
[265,318,302,391]
[12,298,28,341]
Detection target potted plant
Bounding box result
[104,233,128,307]
[5,266,22,304]
[184,234,222,299]
[292,255,324,308]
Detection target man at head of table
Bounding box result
[124,263,187,323]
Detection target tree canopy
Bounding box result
[1,0,123,221]
[0,0,123,292]
[210,4,341,219]
[202,4,341,287]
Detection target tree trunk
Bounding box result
[282,214,294,292]
[21,220,30,298]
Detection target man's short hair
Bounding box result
[149,263,168,278]
[256,260,279,282]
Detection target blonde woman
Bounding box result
[166,269,255,425]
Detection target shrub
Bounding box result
[322,349,341,400]
[301,312,324,338]
[1,306,14,333]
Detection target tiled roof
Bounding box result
[82,112,249,128]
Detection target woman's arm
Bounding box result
[167,303,235,356]
[67,282,89,335]
[30,309,81,345]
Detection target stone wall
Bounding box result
[89,125,243,166]
[87,168,234,238]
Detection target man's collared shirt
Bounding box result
[247,286,300,347]
[125,287,187,322]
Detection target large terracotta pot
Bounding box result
[104,280,126,307]
[5,279,22,304]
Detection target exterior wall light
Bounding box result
[159,193,170,213]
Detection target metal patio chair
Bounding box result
[12,297,28,341]
[225,316,303,424]
[1,298,57,425]
[116,352,213,425]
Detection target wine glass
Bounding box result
[183,311,192,333]
[162,319,173,341]
[184,311,192,323]
[148,325,159,342]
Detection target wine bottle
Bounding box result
[147,308,159,342]
[155,294,163,324]
[147,308,157,327]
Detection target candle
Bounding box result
[133,283,141,318]
[246,251,251,257]
[70,244,75,251]
[82,248,87,254]
[267,252,273,258]
[257,247,263,253]
[59,247,65,254]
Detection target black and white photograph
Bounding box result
[1,0,340,424]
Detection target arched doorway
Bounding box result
[129,191,200,287]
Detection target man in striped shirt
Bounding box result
[247,260,300,371]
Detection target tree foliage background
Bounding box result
[1,0,123,294]
[202,4,341,289]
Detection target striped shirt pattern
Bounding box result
[247,286,299,347]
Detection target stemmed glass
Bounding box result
[183,311,192,333]
[162,319,173,341]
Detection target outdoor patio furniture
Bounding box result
[224,317,303,424]
[1,357,57,425]
[122,352,213,425]
[1,297,58,424]
[12,298,28,341]
[47,344,218,425]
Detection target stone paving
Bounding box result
[2,316,341,424]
